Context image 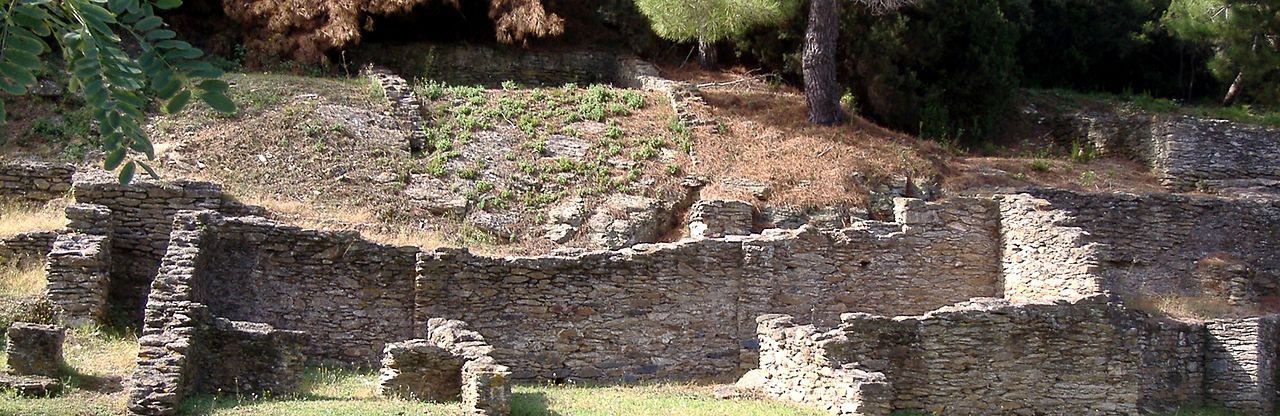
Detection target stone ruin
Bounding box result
[379,318,511,415]
[0,113,1278,416]
[0,322,65,397]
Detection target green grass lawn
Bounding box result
[178,367,823,416]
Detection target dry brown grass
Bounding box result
[943,157,1163,194]
[1132,294,1260,322]
[695,89,942,208]
[0,198,68,238]
[0,259,44,299]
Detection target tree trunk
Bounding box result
[1222,69,1244,106]
[803,0,842,125]
[698,37,718,70]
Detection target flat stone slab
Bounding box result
[0,373,61,397]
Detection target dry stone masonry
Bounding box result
[5,322,65,377]
[43,233,111,325]
[127,211,307,416]
[363,66,427,152]
[1,322,64,398]
[3,147,1280,415]
[0,231,58,265]
[1037,107,1280,193]
[0,161,73,204]
[379,318,511,415]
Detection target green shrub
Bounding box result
[842,0,1023,143]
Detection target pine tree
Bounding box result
[635,0,801,69]
[1164,0,1280,105]
[803,0,915,125]
[0,0,234,183]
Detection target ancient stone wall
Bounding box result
[71,176,260,321]
[379,318,511,415]
[0,231,57,265]
[416,197,1001,380]
[0,161,73,204]
[750,314,893,416]
[128,211,309,415]
[1035,108,1280,192]
[127,211,218,416]
[43,233,111,326]
[1150,117,1280,191]
[997,194,1106,302]
[199,216,419,365]
[1204,316,1280,413]
[1013,188,1280,300]
[752,297,1209,415]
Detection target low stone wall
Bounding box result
[363,66,426,152]
[199,216,419,365]
[44,233,111,326]
[1008,188,1280,301]
[416,197,1001,380]
[0,161,73,204]
[1204,316,1280,413]
[1036,108,1280,192]
[196,318,307,396]
[0,231,57,265]
[749,297,1210,415]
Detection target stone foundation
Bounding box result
[379,319,510,415]
[5,322,65,377]
[0,231,57,265]
[197,318,307,396]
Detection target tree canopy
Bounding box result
[0,0,234,183]
[634,0,801,45]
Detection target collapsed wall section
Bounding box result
[199,217,419,365]
[751,297,1207,415]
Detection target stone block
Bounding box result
[5,322,65,377]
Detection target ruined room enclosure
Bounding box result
[4,45,1280,416]
[4,156,1280,415]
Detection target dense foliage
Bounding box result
[218,0,564,64]
[842,0,1023,141]
[1164,0,1280,105]
[634,0,800,45]
[0,0,232,182]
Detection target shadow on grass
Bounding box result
[511,391,562,416]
